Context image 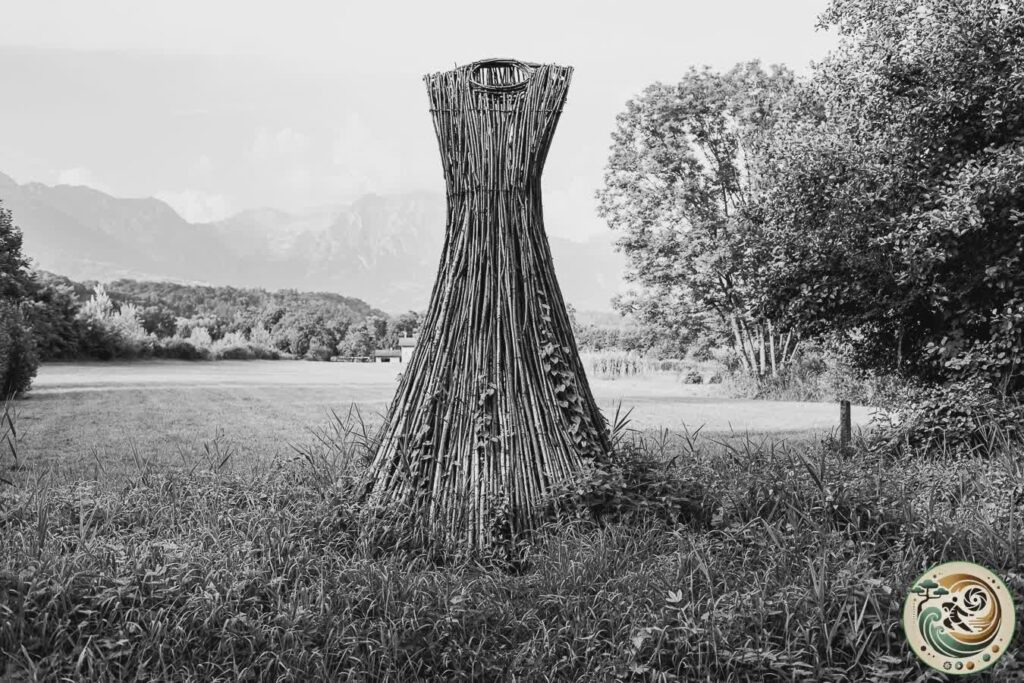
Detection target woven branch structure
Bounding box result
[365,58,612,549]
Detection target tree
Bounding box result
[336,320,376,358]
[912,578,949,617]
[0,301,38,396]
[391,311,422,337]
[0,202,38,395]
[23,277,85,360]
[285,317,317,357]
[758,0,1024,392]
[598,62,802,376]
[0,203,31,300]
[79,283,114,321]
[364,315,388,343]
[140,305,177,338]
[76,284,155,357]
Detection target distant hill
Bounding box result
[0,172,625,312]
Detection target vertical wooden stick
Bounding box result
[840,400,851,449]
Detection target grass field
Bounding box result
[15,360,870,477]
[4,361,1020,681]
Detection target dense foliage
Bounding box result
[27,273,417,362]
[600,0,1024,428]
[598,62,802,377]
[757,0,1024,393]
[0,202,37,396]
[1,411,1021,679]
[566,306,668,356]
[0,301,37,397]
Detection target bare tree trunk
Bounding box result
[730,315,752,373]
[780,330,794,365]
[758,324,766,377]
[739,318,760,377]
[732,316,798,379]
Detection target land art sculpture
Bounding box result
[365,59,611,549]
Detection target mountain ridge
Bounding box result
[0,175,625,312]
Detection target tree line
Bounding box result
[0,216,427,394]
[600,0,1024,408]
[42,272,423,361]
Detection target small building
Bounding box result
[372,349,402,363]
[398,336,417,364]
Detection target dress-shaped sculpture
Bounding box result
[366,59,611,548]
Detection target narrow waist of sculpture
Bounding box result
[447,186,538,196]
[429,108,564,113]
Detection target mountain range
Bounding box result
[0,172,625,312]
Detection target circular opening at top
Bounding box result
[468,58,535,91]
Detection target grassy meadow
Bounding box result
[11,361,871,476]
[0,361,1020,681]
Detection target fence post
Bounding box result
[840,400,852,449]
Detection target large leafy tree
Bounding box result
[0,202,31,299]
[23,276,86,360]
[0,202,39,395]
[598,62,803,375]
[759,0,1024,391]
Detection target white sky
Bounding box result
[0,0,837,239]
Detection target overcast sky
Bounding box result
[0,1,837,240]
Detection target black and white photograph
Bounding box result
[0,1,1022,680]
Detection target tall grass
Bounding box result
[581,351,720,384]
[581,350,661,378]
[0,406,1022,680]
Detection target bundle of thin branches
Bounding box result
[364,59,612,551]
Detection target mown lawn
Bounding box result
[1,402,1021,681]
[16,360,871,477]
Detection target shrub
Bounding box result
[107,302,155,357]
[875,378,1024,454]
[154,338,209,360]
[0,301,38,397]
[23,279,84,361]
[76,318,119,360]
[248,344,280,360]
[76,284,156,359]
[248,325,274,348]
[214,343,279,361]
[716,343,902,405]
[187,326,213,350]
[206,331,280,360]
[550,443,711,527]
[719,370,760,398]
[215,344,255,360]
[709,346,745,373]
[209,332,249,359]
[681,369,703,384]
[305,338,335,361]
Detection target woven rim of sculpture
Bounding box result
[364,58,611,550]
